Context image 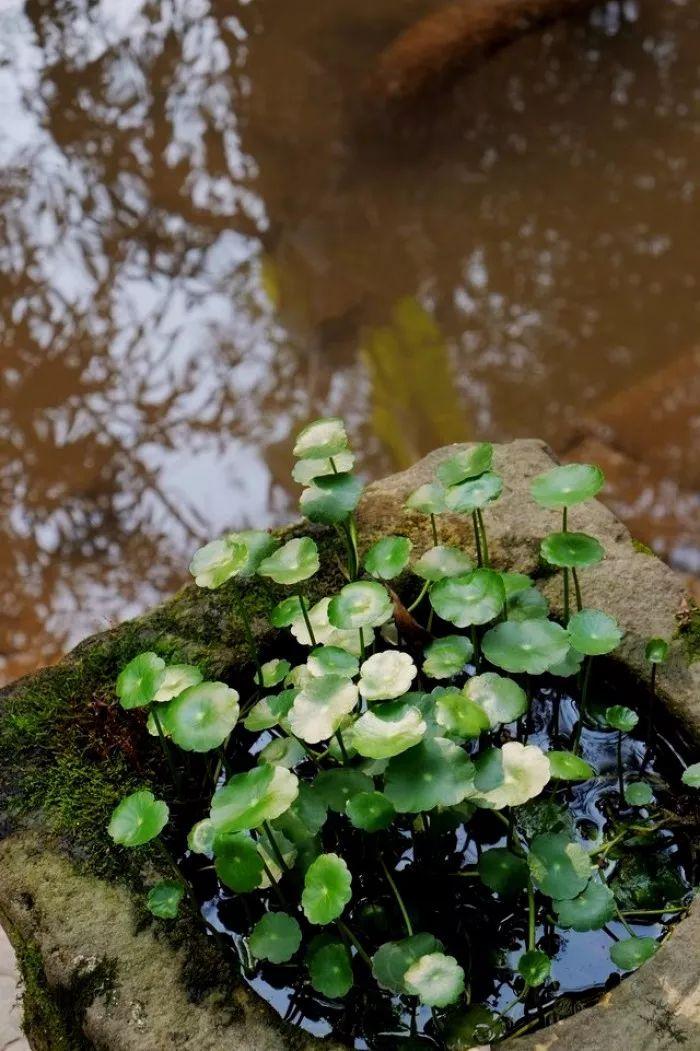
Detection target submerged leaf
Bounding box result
[624,781,654,807]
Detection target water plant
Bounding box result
[106,425,698,1047]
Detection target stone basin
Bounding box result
[0,439,698,1051]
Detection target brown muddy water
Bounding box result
[1,0,699,685]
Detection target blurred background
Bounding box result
[1,0,699,687]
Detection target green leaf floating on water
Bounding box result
[605,705,639,733]
[345,790,395,832]
[540,532,605,569]
[430,569,505,628]
[308,939,354,997]
[108,790,169,847]
[443,1005,506,1047]
[329,581,393,630]
[313,769,374,812]
[300,472,363,525]
[302,853,352,925]
[482,619,570,675]
[359,651,417,701]
[405,482,447,516]
[472,742,550,810]
[249,912,302,963]
[372,933,443,993]
[609,936,658,971]
[258,537,320,584]
[413,546,473,582]
[351,704,426,759]
[189,536,248,589]
[166,681,240,752]
[445,472,503,514]
[288,674,359,744]
[214,832,265,892]
[293,417,349,460]
[292,451,354,485]
[625,781,654,807]
[384,737,475,813]
[153,663,203,703]
[404,952,465,1007]
[307,646,359,679]
[423,635,474,679]
[146,881,184,920]
[116,652,166,709]
[517,949,551,987]
[553,876,615,931]
[364,536,412,580]
[211,766,299,834]
[437,443,493,487]
[530,463,604,509]
[682,762,700,789]
[435,689,490,740]
[528,833,594,900]
[478,847,529,896]
[463,672,527,728]
[645,637,669,664]
[568,609,622,655]
[547,751,595,781]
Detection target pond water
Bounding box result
[2,0,700,683]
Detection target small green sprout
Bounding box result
[108,790,169,847]
[249,912,302,963]
[302,853,352,925]
[363,535,412,580]
[258,536,320,585]
[146,881,185,920]
[552,877,615,932]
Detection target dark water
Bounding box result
[177,663,696,1048]
[2,0,700,685]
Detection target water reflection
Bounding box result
[1,0,699,681]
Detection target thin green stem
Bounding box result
[259,854,287,908]
[380,857,414,936]
[359,627,366,661]
[297,591,317,647]
[562,507,568,532]
[476,509,490,566]
[622,906,688,916]
[614,902,635,938]
[262,820,289,874]
[336,920,372,967]
[617,730,625,799]
[527,877,536,951]
[472,511,483,567]
[347,516,360,579]
[563,568,570,624]
[335,729,349,763]
[572,568,583,612]
[407,581,429,613]
[430,513,439,546]
[151,707,182,795]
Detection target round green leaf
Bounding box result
[256,658,291,689]
[166,681,240,752]
[405,483,447,515]
[346,790,395,832]
[258,736,306,769]
[506,586,549,622]
[116,652,166,710]
[430,569,505,628]
[384,737,475,813]
[214,832,264,892]
[352,704,426,759]
[444,472,503,513]
[226,529,280,577]
[548,751,595,781]
[568,609,622,655]
[187,818,215,857]
[437,444,493,486]
[531,463,604,509]
[610,935,658,971]
[108,790,169,847]
[313,769,374,812]
[482,619,570,675]
[294,417,348,460]
[307,646,359,679]
[243,689,297,732]
[292,451,354,485]
[404,952,465,1007]
[500,572,534,597]
[463,672,527,728]
[413,545,472,582]
[300,473,363,525]
[478,848,528,896]
[258,537,319,585]
[273,784,328,843]
[443,1005,505,1047]
[517,949,551,987]
[364,536,412,580]
[682,762,700,789]
[473,742,550,810]
[372,933,443,993]
[359,651,417,702]
[270,595,307,628]
[547,646,585,678]
[625,781,654,807]
[290,597,365,653]
[302,853,352,925]
[435,689,490,740]
[645,637,669,664]
[528,834,594,899]
[328,581,393,630]
[553,877,615,931]
[423,635,474,679]
[211,766,299,833]
[146,881,184,920]
[189,537,247,589]
[288,675,359,744]
[308,940,353,997]
[153,664,203,703]
[249,912,302,963]
[540,532,605,569]
[605,705,639,733]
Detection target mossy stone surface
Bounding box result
[0,440,698,1050]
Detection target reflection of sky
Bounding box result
[1,0,699,679]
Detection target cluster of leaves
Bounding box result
[107,422,698,1046]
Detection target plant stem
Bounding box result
[471,511,483,567]
[359,627,366,661]
[641,664,657,772]
[476,509,490,566]
[151,707,182,795]
[336,920,372,967]
[296,591,317,647]
[259,855,287,908]
[527,877,536,951]
[236,595,263,685]
[380,857,414,936]
[335,729,349,763]
[471,625,480,669]
[617,730,625,799]
[622,906,688,916]
[430,513,439,546]
[262,820,289,874]
[407,581,429,613]
[614,902,636,938]
[563,569,570,624]
[347,516,360,579]
[571,568,583,611]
